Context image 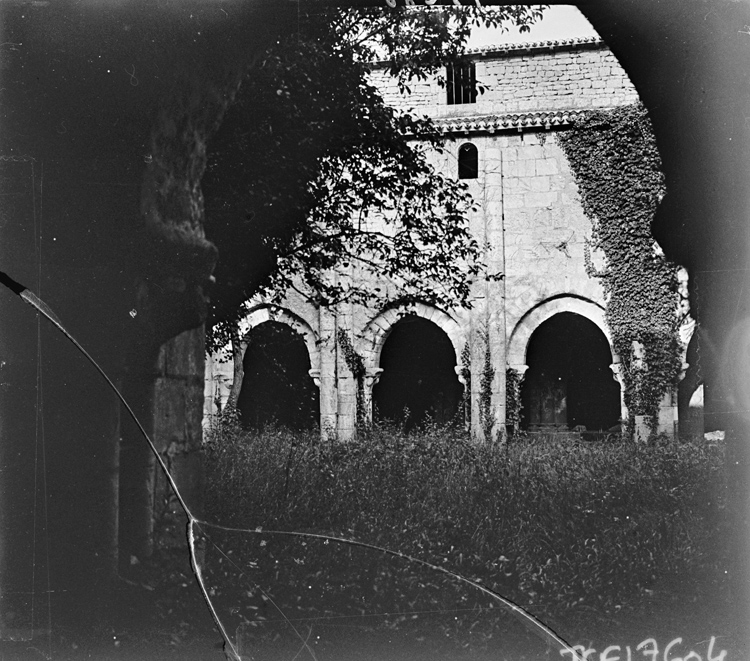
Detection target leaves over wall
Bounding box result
[557,104,682,436]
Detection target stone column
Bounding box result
[203,347,235,427]
[610,360,627,434]
[318,306,338,439]
[467,165,488,439]
[485,137,507,441]
[150,327,206,549]
[335,305,358,441]
[362,367,384,426]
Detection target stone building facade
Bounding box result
[204,38,690,441]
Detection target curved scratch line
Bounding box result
[0,271,241,661]
[199,526,319,661]
[197,520,584,660]
[0,271,582,661]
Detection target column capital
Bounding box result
[507,363,529,378]
[365,367,383,387]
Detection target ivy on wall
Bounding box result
[460,342,471,429]
[556,103,682,437]
[460,334,498,443]
[505,368,523,437]
[480,340,496,442]
[336,328,367,429]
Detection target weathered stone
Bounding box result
[204,39,680,443]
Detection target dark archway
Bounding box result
[521,312,620,432]
[373,315,463,431]
[237,321,319,430]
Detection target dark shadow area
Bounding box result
[237,321,319,430]
[522,312,620,432]
[458,142,479,179]
[373,315,463,431]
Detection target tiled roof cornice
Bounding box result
[434,110,591,135]
[466,36,604,58]
[370,36,605,68]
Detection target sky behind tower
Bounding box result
[469,5,598,47]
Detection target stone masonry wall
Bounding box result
[204,40,680,441]
[371,41,638,118]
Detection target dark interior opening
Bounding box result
[373,315,463,431]
[521,311,620,432]
[458,143,479,179]
[237,321,319,430]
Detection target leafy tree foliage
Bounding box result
[203,5,545,352]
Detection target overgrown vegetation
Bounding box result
[556,104,683,437]
[201,417,727,651]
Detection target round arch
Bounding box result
[507,296,617,372]
[204,305,320,424]
[361,302,465,378]
[237,305,320,375]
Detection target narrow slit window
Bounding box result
[458,143,478,179]
[446,63,477,105]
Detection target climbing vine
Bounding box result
[505,368,523,438]
[460,342,471,430]
[556,103,682,437]
[479,333,496,443]
[336,329,367,429]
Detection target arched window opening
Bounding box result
[237,321,319,430]
[521,312,620,433]
[373,315,463,432]
[458,143,478,180]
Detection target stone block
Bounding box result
[535,158,559,176]
[524,191,558,208]
[503,177,530,192]
[504,193,525,209]
[505,159,536,177]
[527,176,551,192]
[517,145,545,160]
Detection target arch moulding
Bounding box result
[507,296,618,373]
[236,304,320,375]
[204,304,321,426]
[360,302,465,377]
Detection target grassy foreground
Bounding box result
[198,415,734,659]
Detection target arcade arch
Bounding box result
[361,303,465,428]
[203,305,320,424]
[520,312,621,432]
[361,302,465,375]
[508,296,624,431]
[508,296,617,372]
[237,320,320,430]
[372,316,464,430]
[237,305,320,373]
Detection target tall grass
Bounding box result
[202,413,727,624]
